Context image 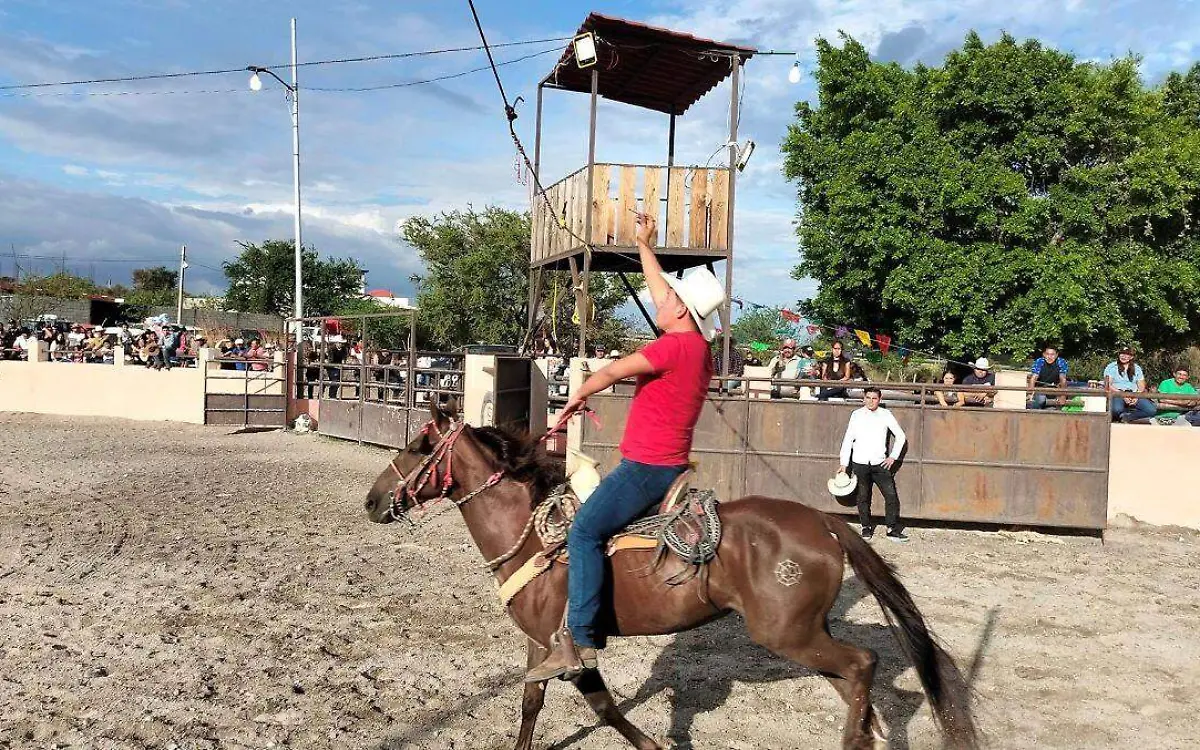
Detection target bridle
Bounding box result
[385,419,504,523]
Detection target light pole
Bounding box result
[248,17,303,332]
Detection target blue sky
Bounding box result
[2,0,1199,310]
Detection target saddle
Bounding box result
[496,466,723,608]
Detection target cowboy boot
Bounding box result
[524,626,597,683]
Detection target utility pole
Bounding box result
[290,17,304,333]
[176,244,188,324]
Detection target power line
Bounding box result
[308,45,561,92]
[0,36,571,92]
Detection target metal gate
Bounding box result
[203,355,288,428]
[579,383,1111,530]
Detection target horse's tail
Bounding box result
[822,512,981,749]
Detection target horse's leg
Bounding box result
[514,640,549,750]
[819,623,889,745]
[571,668,662,750]
[769,629,879,750]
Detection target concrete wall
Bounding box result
[0,341,206,424]
[1107,423,1200,530]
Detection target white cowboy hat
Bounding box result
[660,268,726,341]
[972,357,990,370]
[827,471,858,497]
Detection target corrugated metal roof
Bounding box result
[542,13,756,115]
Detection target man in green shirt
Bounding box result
[1155,365,1198,422]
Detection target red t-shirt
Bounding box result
[619,332,712,466]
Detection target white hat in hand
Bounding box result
[827,470,858,497]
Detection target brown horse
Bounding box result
[364,401,979,750]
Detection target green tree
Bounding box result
[125,265,178,307]
[401,206,638,351]
[16,272,98,298]
[784,32,1200,360]
[730,306,792,348]
[222,240,364,318]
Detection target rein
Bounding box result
[386,419,504,523]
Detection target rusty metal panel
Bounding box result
[581,392,1110,530]
[359,402,411,448]
[318,399,360,442]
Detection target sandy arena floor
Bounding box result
[0,413,1197,750]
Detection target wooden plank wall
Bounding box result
[531,165,733,263]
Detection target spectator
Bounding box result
[1027,346,1069,410]
[230,338,248,371]
[935,371,961,407]
[325,341,347,398]
[14,329,33,360]
[159,326,179,370]
[961,358,997,407]
[245,338,268,371]
[1153,365,1197,425]
[301,347,320,399]
[817,340,853,401]
[117,323,134,354]
[82,329,108,363]
[838,386,908,542]
[67,325,86,348]
[766,338,803,398]
[797,345,819,378]
[1104,346,1156,423]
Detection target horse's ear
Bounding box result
[430,396,459,430]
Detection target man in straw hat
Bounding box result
[837,386,908,542]
[526,212,725,683]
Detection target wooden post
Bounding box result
[533,82,544,180]
[721,59,741,378]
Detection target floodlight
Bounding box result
[573,32,598,69]
[249,72,263,91]
[788,61,801,84]
[736,140,756,171]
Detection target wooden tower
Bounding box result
[527,13,756,365]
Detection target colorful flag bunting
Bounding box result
[876,333,892,355]
[780,309,802,323]
[835,326,849,338]
[806,325,820,335]
[854,329,871,347]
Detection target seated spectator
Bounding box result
[230,338,248,371]
[961,358,997,407]
[1027,345,1069,409]
[1104,346,1156,422]
[82,330,108,363]
[797,345,819,378]
[1153,365,1198,425]
[13,328,33,360]
[67,325,86,348]
[817,340,853,401]
[936,371,961,407]
[767,338,804,398]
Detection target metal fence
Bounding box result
[579,377,1117,530]
[203,356,288,427]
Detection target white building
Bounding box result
[365,289,416,309]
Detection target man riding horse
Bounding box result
[525,213,726,683]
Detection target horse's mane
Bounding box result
[472,424,565,507]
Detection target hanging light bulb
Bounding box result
[249,72,263,91]
[788,61,802,84]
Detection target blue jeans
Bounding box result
[1110,396,1156,422]
[567,458,686,648]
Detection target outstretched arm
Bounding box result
[636,213,669,306]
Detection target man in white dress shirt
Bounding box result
[837,386,908,542]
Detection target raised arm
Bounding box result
[635,213,669,305]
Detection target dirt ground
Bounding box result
[1,413,1198,750]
